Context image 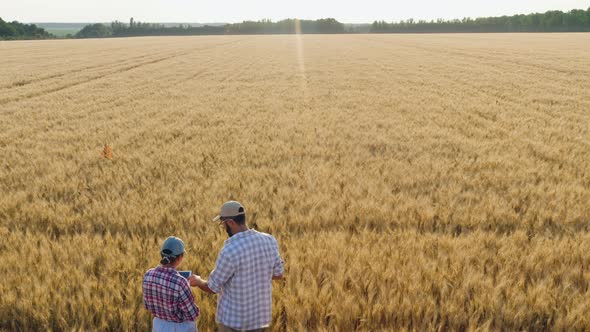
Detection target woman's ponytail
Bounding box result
[160,249,177,265]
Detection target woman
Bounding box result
[143,236,199,332]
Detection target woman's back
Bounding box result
[143,266,199,323]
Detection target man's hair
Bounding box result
[231,214,246,225]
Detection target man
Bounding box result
[189,201,284,332]
[143,236,200,332]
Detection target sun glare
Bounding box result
[294,19,307,98]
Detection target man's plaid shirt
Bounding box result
[208,230,284,330]
[143,266,199,323]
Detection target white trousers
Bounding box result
[153,317,197,332]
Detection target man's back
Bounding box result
[208,230,284,330]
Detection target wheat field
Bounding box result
[1,34,590,331]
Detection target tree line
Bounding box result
[2,8,590,40]
[75,18,345,38]
[0,17,52,39]
[74,8,590,38]
[371,8,590,33]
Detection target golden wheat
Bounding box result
[1,34,590,331]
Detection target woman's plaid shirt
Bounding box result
[143,266,200,323]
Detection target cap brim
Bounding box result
[212,215,221,222]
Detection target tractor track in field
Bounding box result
[0,38,247,107]
[0,50,174,90]
[354,35,590,112]
[0,52,190,106]
[354,35,590,80]
[0,39,245,122]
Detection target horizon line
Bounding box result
[21,6,590,25]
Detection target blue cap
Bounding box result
[161,236,186,257]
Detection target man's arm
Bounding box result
[190,250,236,294]
[272,238,285,280]
[188,275,216,294]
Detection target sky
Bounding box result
[2,0,589,23]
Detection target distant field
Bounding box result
[1,34,590,331]
[43,27,80,37]
[34,23,88,37]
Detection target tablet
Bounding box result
[178,271,191,279]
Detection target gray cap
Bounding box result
[213,201,245,222]
[161,236,186,257]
